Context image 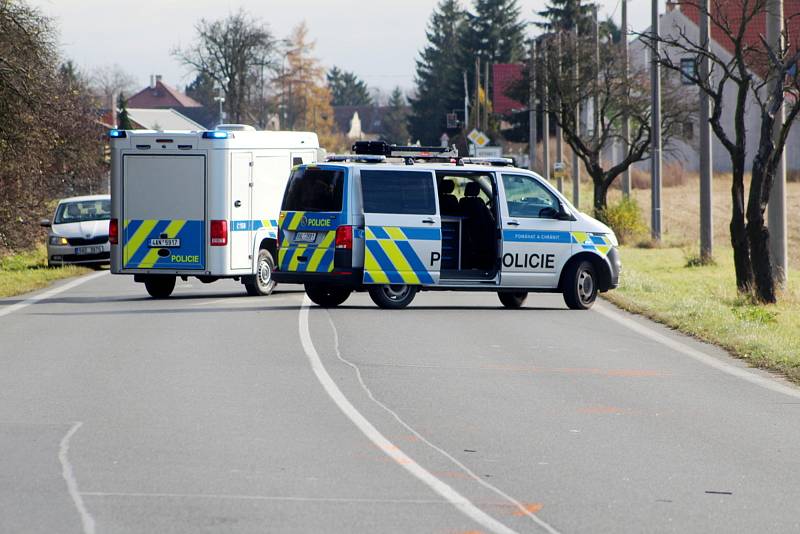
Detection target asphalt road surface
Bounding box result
[2,272,800,534]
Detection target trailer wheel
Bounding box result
[498,291,528,309]
[144,276,176,299]
[368,284,417,309]
[305,284,351,307]
[563,260,597,310]
[244,249,276,296]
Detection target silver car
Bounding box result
[40,195,111,267]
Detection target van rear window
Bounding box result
[361,170,436,215]
[282,167,344,212]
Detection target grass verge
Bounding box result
[0,246,92,298]
[603,246,800,383]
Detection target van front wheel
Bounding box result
[368,284,417,309]
[244,249,276,296]
[305,284,351,307]
[563,260,597,310]
[498,291,528,309]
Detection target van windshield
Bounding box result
[282,167,344,212]
[54,199,111,224]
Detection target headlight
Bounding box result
[49,235,68,246]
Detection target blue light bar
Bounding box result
[108,129,127,138]
[202,131,229,139]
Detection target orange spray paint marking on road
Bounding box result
[512,503,543,516]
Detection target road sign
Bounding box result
[467,129,490,147]
[553,161,567,181]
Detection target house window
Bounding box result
[684,121,694,140]
[681,57,697,85]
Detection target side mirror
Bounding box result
[539,207,559,219]
[557,210,574,221]
[39,219,51,228]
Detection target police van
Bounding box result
[272,142,620,310]
[109,125,320,298]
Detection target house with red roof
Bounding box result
[630,1,800,172]
[125,75,216,129]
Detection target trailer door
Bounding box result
[122,155,205,270]
[230,152,253,270]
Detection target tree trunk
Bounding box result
[747,150,776,303]
[729,161,753,293]
[592,172,609,217]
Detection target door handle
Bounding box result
[507,220,520,226]
[421,218,436,224]
[234,200,242,208]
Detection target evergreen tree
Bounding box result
[327,67,372,106]
[185,72,217,109]
[461,0,527,65]
[117,93,134,130]
[380,87,409,144]
[408,0,467,145]
[536,0,595,34]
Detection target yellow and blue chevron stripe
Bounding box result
[123,219,204,269]
[278,230,336,273]
[570,231,612,256]
[363,226,438,285]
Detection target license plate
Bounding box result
[148,238,180,248]
[75,246,103,255]
[294,232,316,243]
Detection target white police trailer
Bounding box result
[109,125,320,298]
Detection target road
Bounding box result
[2,272,800,534]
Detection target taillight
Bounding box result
[109,218,118,245]
[335,225,353,250]
[210,220,228,246]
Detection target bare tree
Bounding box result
[639,0,800,303]
[536,32,691,214]
[91,64,137,106]
[173,9,279,124]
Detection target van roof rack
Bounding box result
[352,141,458,162]
[326,154,386,163]
[459,157,515,167]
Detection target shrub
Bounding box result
[599,197,647,245]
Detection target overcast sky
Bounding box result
[29,0,665,93]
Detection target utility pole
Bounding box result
[483,60,490,132]
[555,33,564,191]
[572,24,580,208]
[621,0,631,197]
[529,41,537,172]
[593,4,601,163]
[650,0,662,241]
[699,0,713,262]
[543,39,551,182]
[474,57,481,132]
[464,71,470,133]
[767,0,788,285]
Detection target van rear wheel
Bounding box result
[563,260,597,310]
[498,291,528,309]
[244,249,276,296]
[144,276,176,299]
[368,284,417,309]
[305,284,351,307]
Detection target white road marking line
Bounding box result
[324,313,561,534]
[59,422,95,534]
[300,299,553,534]
[79,492,451,504]
[0,271,107,318]
[595,302,800,400]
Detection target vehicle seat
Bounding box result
[459,182,495,270]
[438,180,460,216]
